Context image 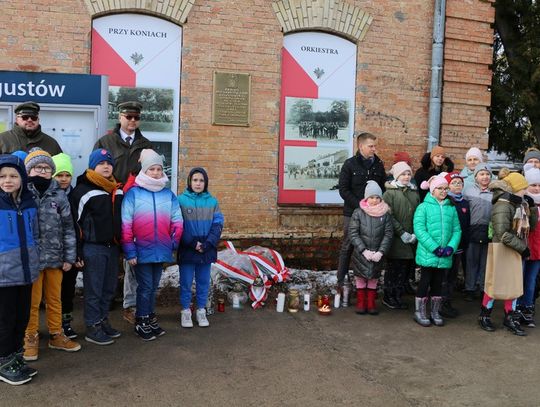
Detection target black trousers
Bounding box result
[0,285,32,357]
[61,267,79,316]
[416,267,445,298]
[384,259,414,293]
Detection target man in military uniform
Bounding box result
[0,102,62,155]
[94,101,153,184]
[94,101,153,324]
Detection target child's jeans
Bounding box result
[0,285,32,357]
[134,262,163,317]
[26,268,63,335]
[179,263,211,310]
[82,243,120,327]
[519,260,540,307]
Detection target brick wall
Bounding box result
[0,0,495,270]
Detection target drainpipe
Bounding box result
[427,0,446,151]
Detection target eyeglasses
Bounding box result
[32,166,53,174]
[434,187,449,192]
[18,115,38,121]
[122,114,141,121]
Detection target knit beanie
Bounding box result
[523,149,540,164]
[473,162,492,178]
[393,151,411,165]
[465,147,483,162]
[421,175,448,194]
[139,149,164,173]
[88,149,114,170]
[444,171,463,184]
[52,153,74,177]
[430,146,445,159]
[391,161,412,180]
[24,147,56,174]
[525,166,540,186]
[364,180,382,199]
[503,172,528,193]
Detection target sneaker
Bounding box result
[149,313,166,337]
[0,355,31,386]
[134,317,156,341]
[101,318,122,338]
[62,321,78,339]
[14,350,37,378]
[23,333,39,361]
[196,308,210,327]
[382,294,400,310]
[181,309,193,328]
[439,300,459,319]
[49,332,82,352]
[123,307,136,324]
[85,324,115,345]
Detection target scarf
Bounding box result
[135,171,168,193]
[28,176,51,197]
[360,199,389,217]
[85,169,119,194]
[447,191,464,202]
[513,202,530,240]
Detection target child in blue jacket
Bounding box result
[178,167,224,328]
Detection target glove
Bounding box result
[433,247,444,257]
[400,232,412,244]
[409,234,417,244]
[362,250,375,261]
[442,246,454,257]
[371,251,383,262]
[522,247,531,259]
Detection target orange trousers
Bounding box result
[25,268,63,335]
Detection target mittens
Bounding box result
[442,246,454,257]
[362,250,375,261]
[433,247,444,257]
[400,232,412,244]
[371,251,383,262]
[522,247,531,259]
[409,234,417,244]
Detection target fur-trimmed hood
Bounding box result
[384,179,417,190]
[419,152,455,173]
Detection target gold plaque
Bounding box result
[212,71,251,126]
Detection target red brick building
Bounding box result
[0,0,495,269]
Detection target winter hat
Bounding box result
[52,153,74,177]
[465,147,483,162]
[363,180,382,199]
[391,161,412,180]
[444,171,463,184]
[139,149,164,174]
[12,150,28,162]
[523,148,540,164]
[430,146,445,159]
[24,147,56,174]
[421,175,448,194]
[525,166,540,186]
[502,171,528,193]
[393,151,411,165]
[473,162,492,178]
[88,148,114,170]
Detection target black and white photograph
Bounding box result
[283,146,348,190]
[284,96,351,143]
[152,140,173,187]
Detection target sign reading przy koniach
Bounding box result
[0,71,103,105]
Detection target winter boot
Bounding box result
[62,313,78,339]
[413,297,431,327]
[382,289,399,310]
[517,305,536,328]
[439,299,459,318]
[478,306,496,332]
[355,289,367,315]
[23,333,39,361]
[149,313,166,337]
[394,288,408,310]
[0,354,31,386]
[49,332,81,352]
[430,296,444,326]
[134,316,157,341]
[503,311,527,336]
[366,289,379,315]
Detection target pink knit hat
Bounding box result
[421,175,448,193]
[465,147,483,162]
[391,161,412,179]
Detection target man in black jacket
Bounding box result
[337,132,386,285]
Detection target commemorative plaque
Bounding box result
[212,71,251,126]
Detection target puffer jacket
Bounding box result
[463,182,492,243]
[348,206,393,279]
[490,180,528,254]
[121,185,183,263]
[414,152,455,201]
[28,180,76,269]
[382,181,420,259]
[0,154,40,287]
[413,193,462,268]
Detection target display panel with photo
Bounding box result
[284,97,350,144]
[283,146,348,191]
